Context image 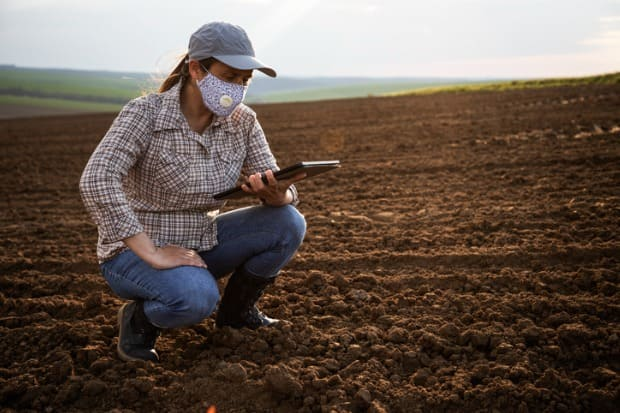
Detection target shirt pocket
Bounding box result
[154,150,191,193]
[214,146,245,192]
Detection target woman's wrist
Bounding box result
[264,188,292,206]
[124,232,159,264]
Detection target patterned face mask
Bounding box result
[197,70,248,117]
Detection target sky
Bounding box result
[0,0,619,78]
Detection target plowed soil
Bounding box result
[1,85,619,413]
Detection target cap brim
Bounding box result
[213,54,277,77]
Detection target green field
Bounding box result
[2,66,618,118]
[0,67,466,115]
[250,81,457,103]
[0,67,156,116]
[0,95,124,112]
[387,72,620,96]
[0,67,155,102]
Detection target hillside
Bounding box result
[388,72,620,96]
[2,66,617,119]
[0,66,478,118]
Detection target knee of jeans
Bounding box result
[200,285,220,317]
[173,283,220,324]
[279,205,307,247]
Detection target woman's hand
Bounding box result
[124,232,207,270]
[241,169,305,206]
[147,245,208,270]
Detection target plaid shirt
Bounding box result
[80,81,297,263]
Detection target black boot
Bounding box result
[216,270,279,329]
[117,301,160,362]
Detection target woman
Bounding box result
[79,22,306,363]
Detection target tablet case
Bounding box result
[213,160,340,200]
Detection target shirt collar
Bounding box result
[152,81,183,131]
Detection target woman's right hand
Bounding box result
[147,245,208,270]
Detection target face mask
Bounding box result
[196,70,247,117]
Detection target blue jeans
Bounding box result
[100,205,306,329]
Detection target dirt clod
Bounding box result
[264,364,303,398]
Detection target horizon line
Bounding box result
[5,64,617,82]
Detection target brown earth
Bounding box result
[0,85,619,413]
[0,104,103,120]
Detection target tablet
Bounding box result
[213,160,341,200]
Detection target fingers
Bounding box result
[246,170,302,192]
[243,169,305,203]
[264,170,278,186]
[158,246,207,269]
[182,249,207,268]
[265,170,306,187]
[242,172,265,193]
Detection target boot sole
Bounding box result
[216,317,280,329]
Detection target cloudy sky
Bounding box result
[1,0,619,78]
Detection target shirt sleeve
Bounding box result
[79,98,151,243]
[242,116,299,206]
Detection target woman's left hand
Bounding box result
[242,169,305,206]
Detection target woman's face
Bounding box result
[201,60,253,86]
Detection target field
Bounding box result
[0,66,480,117]
[3,66,618,118]
[0,84,619,412]
[390,72,620,96]
[245,80,463,103]
[0,67,152,118]
[0,67,152,103]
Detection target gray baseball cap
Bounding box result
[188,22,276,77]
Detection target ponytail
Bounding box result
[159,54,189,93]
[158,54,217,93]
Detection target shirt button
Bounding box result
[214,121,220,127]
